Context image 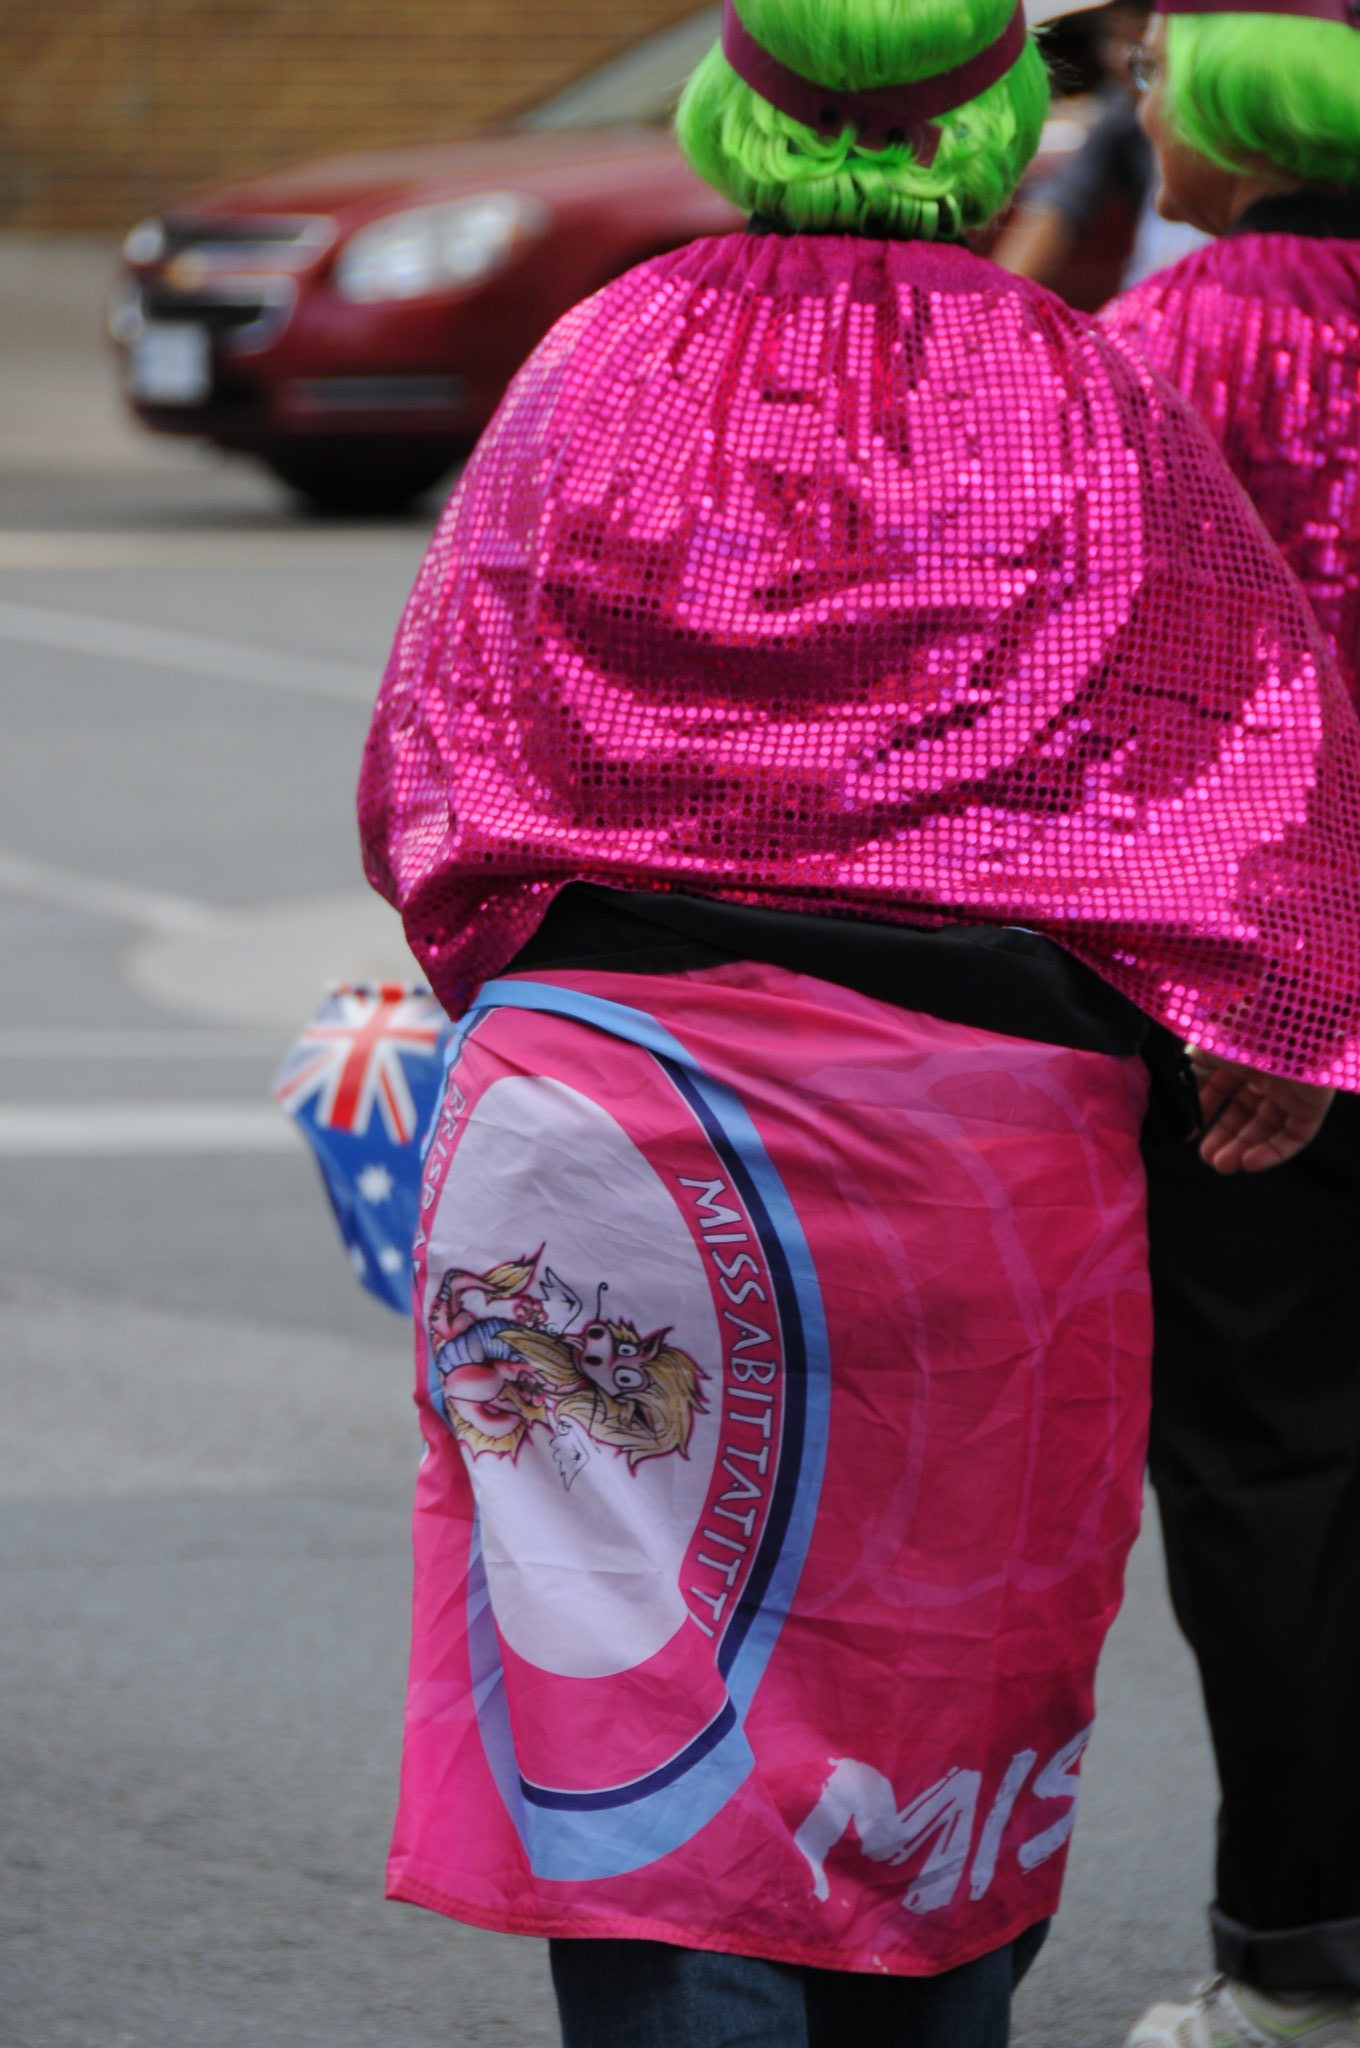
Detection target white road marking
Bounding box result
[0,850,215,933]
[0,531,428,571]
[0,1028,284,1059]
[0,597,376,700]
[0,1103,298,1157]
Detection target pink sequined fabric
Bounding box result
[1102,231,1360,703]
[359,234,1360,1084]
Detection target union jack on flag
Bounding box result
[274,984,449,1313]
[274,985,442,1142]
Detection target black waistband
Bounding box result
[507,885,1196,1138]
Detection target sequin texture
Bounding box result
[1103,231,1360,705]
[358,234,1360,1084]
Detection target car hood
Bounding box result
[174,128,697,228]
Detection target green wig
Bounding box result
[1166,14,1360,185]
[674,0,1050,241]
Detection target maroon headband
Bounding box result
[720,0,1029,165]
[1153,0,1359,20]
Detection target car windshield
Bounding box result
[516,7,721,131]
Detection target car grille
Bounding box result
[138,277,296,350]
[160,215,332,266]
[142,288,272,336]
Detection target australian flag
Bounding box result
[274,983,448,1313]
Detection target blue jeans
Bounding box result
[549,1924,1048,2048]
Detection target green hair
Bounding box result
[1166,14,1360,185]
[674,0,1050,241]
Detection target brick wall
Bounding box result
[0,0,699,230]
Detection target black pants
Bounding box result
[1147,1091,1360,1992]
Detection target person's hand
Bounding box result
[1194,1053,1334,1173]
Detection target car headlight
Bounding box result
[123,218,167,265]
[333,193,550,303]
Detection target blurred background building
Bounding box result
[0,0,698,230]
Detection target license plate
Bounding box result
[129,323,212,405]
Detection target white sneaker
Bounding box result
[1126,1977,1360,2048]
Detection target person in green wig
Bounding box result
[359,2,1360,2044]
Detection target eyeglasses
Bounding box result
[1126,43,1161,94]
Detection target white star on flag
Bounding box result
[359,1164,396,1204]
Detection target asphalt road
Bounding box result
[1,241,1219,2048]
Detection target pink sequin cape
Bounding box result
[1102,229,1360,705]
[359,233,1360,1084]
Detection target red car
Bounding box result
[108,12,737,511]
[108,7,1128,513]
